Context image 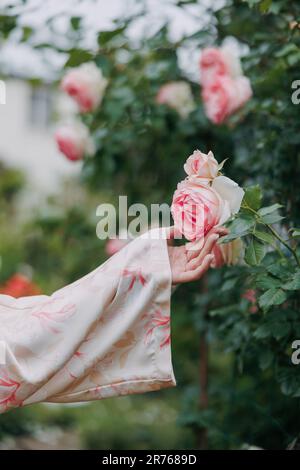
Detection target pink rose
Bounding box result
[171,152,244,244]
[156,81,195,118]
[55,122,94,162]
[202,75,252,124]
[211,238,244,268]
[200,46,242,87]
[184,150,219,180]
[200,48,229,88]
[242,289,258,314]
[61,62,107,113]
[171,179,231,242]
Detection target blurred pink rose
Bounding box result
[202,75,252,124]
[242,289,258,314]
[184,150,219,180]
[200,46,242,87]
[200,48,229,88]
[171,179,231,242]
[156,81,195,118]
[55,122,94,161]
[211,238,244,268]
[61,62,107,113]
[105,238,128,257]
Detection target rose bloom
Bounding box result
[61,62,108,113]
[171,162,244,242]
[55,122,94,162]
[156,81,195,118]
[211,238,244,268]
[200,45,242,88]
[202,75,252,124]
[184,150,219,180]
[242,289,258,314]
[171,180,229,242]
[0,274,41,298]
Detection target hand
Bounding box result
[167,226,229,285]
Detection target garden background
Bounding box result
[0,0,300,450]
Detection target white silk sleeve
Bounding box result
[0,232,175,413]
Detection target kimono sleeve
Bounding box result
[0,231,175,413]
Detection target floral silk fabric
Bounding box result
[0,232,175,413]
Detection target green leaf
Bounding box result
[270,322,291,340]
[21,26,33,42]
[209,305,237,317]
[259,0,272,13]
[245,239,266,266]
[243,185,262,211]
[254,274,281,290]
[254,324,271,340]
[221,214,255,243]
[266,263,291,280]
[291,229,300,238]
[275,44,299,58]
[65,49,94,67]
[259,350,273,370]
[97,27,126,47]
[258,288,287,310]
[260,213,284,224]
[283,270,300,291]
[70,17,81,30]
[253,230,274,244]
[258,204,282,217]
[221,277,238,292]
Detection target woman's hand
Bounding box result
[167,226,228,285]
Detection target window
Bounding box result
[29,85,53,128]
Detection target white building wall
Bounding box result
[0,79,81,205]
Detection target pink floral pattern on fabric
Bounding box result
[0,233,175,413]
[0,369,22,411]
[31,300,76,334]
[143,308,171,349]
[122,268,147,292]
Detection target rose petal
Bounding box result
[212,175,244,215]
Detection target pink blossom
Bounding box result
[184,149,219,180]
[61,62,107,113]
[55,122,94,161]
[156,81,195,118]
[200,46,242,87]
[242,289,258,314]
[171,179,230,242]
[202,75,252,125]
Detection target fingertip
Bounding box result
[202,254,214,267]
